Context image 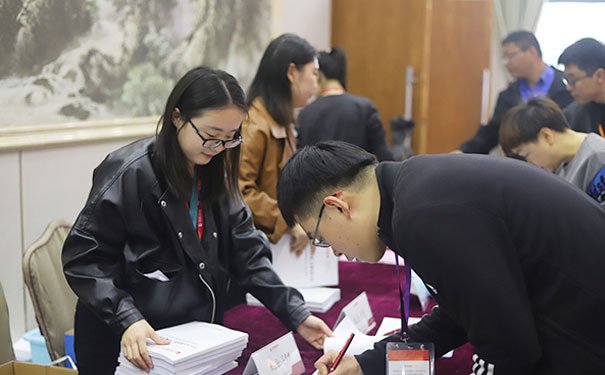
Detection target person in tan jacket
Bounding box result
[239,34,318,255]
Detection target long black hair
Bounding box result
[248,33,316,126]
[154,66,246,202]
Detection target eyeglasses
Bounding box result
[501,50,523,64]
[562,74,591,88]
[311,192,341,247]
[311,203,329,247]
[188,119,242,149]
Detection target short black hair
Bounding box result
[499,98,569,157]
[558,38,605,75]
[277,141,378,226]
[318,47,347,89]
[248,33,316,126]
[502,30,542,57]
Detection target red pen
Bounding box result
[382,328,402,336]
[329,333,355,372]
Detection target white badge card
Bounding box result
[243,332,305,375]
[386,342,434,375]
[334,291,376,334]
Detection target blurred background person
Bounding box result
[500,97,605,206]
[456,30,573,154]
[298,47,395,161]
[239,33,318,255]
[558,38,605,136]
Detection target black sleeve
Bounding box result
[355,305,467,374]
[227,201,310,330]
[62,178,143,335]
[459,89,516,154]
[401,205,541,374]
[356,203,542,374]
[365,103,396,161]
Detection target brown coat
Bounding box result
[239,98,297,243]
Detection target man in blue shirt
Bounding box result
[457,30,573,154]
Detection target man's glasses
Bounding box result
[311,203,329,247]
[188,119,242,149]
[311,192,341,247]
[562,74,591,88]
[501,50,524,64]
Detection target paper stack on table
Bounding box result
[246,287,341,313]
[114,321,248,375]
[269,234,339,287]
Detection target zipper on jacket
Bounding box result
[198,274,216,323]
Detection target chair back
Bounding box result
[22,220,76,361]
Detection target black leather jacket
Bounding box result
[62,137,310,335]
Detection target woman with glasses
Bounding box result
[62,66,331,375]
[239,34,319,255]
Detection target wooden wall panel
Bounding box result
[425,0,491,153]
[331,0,491,154]
[332,0,428,142]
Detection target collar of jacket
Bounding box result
[250,98,289,139]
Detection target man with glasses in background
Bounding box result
[559,38,605,137]
[455,30,573,154]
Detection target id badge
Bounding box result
[386,342,434,375]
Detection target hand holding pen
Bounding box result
[314,333,362,375]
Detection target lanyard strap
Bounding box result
[395,255,412,341]
[188,171,204,240]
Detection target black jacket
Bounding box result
[62,137,310,335]
[297,94,395,161]
[460,68,573,154]
[356,157,605,375]
[564,101,605,134]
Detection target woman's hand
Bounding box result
[121,319,170,372]
[289,224,310,255]
[315,351,362,375]
[296,315,333,349]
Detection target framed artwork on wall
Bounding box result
[0,0,271,137]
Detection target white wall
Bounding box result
[0,139,135,341]
[272,0,332,51]
[0,152,25,343]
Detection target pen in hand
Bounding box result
[329,332,355,373]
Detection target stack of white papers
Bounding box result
[269,234,339,287]
[114,321,248,375]
[246,287,341,313]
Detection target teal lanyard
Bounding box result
[189,171,198,229]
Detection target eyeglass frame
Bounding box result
[311,192,341,247]
[501,49,525,64]
[187,119,243,149]
[562,73,592,89]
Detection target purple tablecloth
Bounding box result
[224,261,473,374]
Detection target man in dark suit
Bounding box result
[457,30,573,154]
